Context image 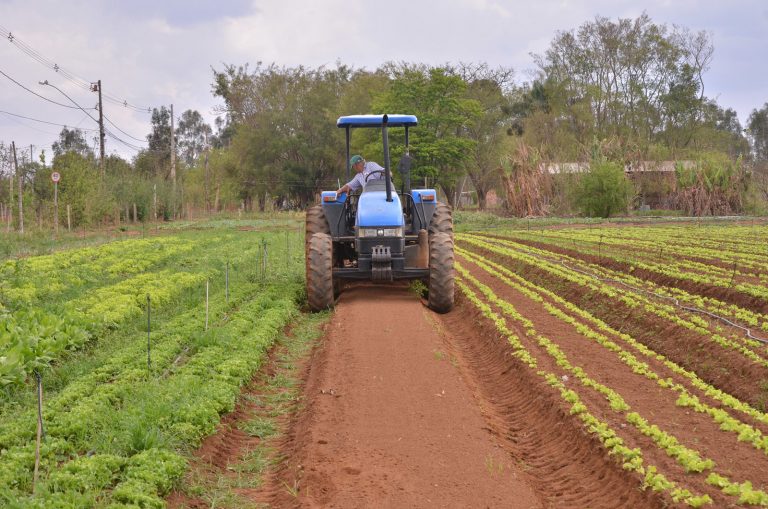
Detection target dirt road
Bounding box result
[263,283,656,508]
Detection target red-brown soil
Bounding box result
[460,240,768,410]
[170,239,768,508]
[257,283,660,508]
[457,253,768,505]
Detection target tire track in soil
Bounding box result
[259,283,660,508]
[456,253,768,504]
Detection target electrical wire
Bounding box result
[0,109,100,131]
[103,114,147,143]
[0,67,93,110]
[1,25,152,113]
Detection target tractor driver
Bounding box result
[335,155,386,195]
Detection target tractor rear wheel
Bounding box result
[428,202,453,239]
[427,232,454,313]
[306,205,330,253]
[306,232,334,312]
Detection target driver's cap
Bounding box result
[350,155,364,165]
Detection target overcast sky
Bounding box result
[1,0,766,162]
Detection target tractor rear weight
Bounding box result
[305,113,454,313]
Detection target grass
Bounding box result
[484,454,505,477]
[170,309,329,507]
[453,209,768,233]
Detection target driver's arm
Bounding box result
[336,173,363,195]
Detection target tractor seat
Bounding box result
[362,179,394,193]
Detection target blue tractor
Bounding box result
[305,114,454,313]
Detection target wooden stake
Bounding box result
[32,371,43,492]
[147,294,151,372]
[205,280,209,330]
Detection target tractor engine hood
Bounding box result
[357,190,404,227]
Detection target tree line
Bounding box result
[2,13,768,228]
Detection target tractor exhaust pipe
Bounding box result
[382,114,393,202]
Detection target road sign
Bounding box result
[51,172,61,183]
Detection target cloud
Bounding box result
[1,0,766,160]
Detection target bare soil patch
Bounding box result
[258,283,659,508]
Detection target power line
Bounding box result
[1,24,152,113]
[103,114,147,143]
[0,67,93,110]
[39,80,101,125]
[0,109,100,131]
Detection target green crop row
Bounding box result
[456,275,713,507]
[0,277,302,507]
[463,234,768,363]
[459,243,768,503]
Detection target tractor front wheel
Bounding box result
[427,232,454,313]
[306,232,334,312]
[305,205,330,253]
[428,202,453,239]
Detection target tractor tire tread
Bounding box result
[306,205,330,252]
[428,202,454,239]
[307,232,334,311]
[428,232,454,313]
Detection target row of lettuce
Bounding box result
[503,223,768,307]
[0,228,305,507]
[456,228,768,507]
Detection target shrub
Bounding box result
[574,160,634,217]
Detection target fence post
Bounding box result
[32,370,43,492]
[146,294,151,372]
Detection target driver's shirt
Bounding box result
[345,161,385,192]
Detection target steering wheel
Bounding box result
[364,170,386,182]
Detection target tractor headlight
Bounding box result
[359,227,403,238]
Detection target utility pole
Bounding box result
[7,153,12,233]
[11,141,22,234]
[97,80,105,180]
[170,104,176,218]
[204,132,209,213]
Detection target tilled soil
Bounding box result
[258,283,659,508]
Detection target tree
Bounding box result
[176,110,212,166]
[452,63,515,209]
[52,151,111,226]
[373,64,482,208]
[212,63,352,210]
[52,127,93,158]
[145,106,173,177]
[534,14,713,156]
[748,103,768,162]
